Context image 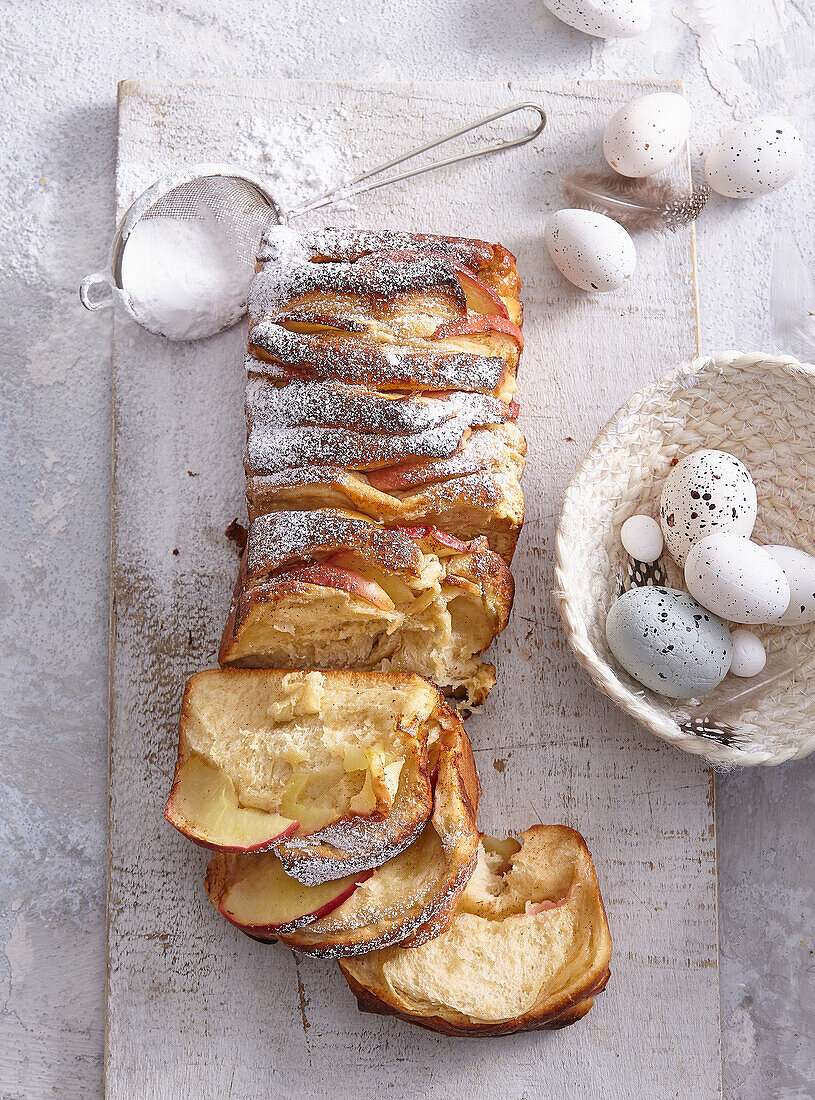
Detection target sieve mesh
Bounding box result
[138,176,282,264]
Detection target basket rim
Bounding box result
[554,350,815,768]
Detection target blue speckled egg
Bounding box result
[605,585,733,699]
[660,449,757,567]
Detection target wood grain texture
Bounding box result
[108,78,720,1099]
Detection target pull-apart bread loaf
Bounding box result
[166,670,457,884]
[248,226,523,400]
[244,227,527,562]
[205,707,481,957]
[340,825,612,1035]
[219,510,514,707]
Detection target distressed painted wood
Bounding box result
[108,78,720,1098]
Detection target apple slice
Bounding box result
[393,526,472,553]
[453,268,510,318]
[219,856,374,935]
[524,882,580,916]
[354,249,509,318]
[432,314,524,352]
[165,756,298,853]
[279,563,395,611]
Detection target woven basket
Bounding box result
[555,352,815,767]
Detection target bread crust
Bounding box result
[339,825,612,1034]
[205,710,481,957]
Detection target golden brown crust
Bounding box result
[340,967,609,1036]
[244,422,526,564]
[338,825,612,1034]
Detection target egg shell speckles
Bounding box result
[545,209,636,293]
[660,449,757,567]
[540,0,650,37]
[603,93,691,178]
[764,546,815,625]
[684,533,791,625]
[605,586,733,699]
[705,115,804,198]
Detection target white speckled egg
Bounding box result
[705,115,803,198]
[545,209,636,292]
[764,545,815,625]
[540,0,650,37]
[621,515,663,563]
[685,533,791,625]
[605,585,732,698]
[603,93,690,178]
[729,629,767,678]
[660,449,757,567]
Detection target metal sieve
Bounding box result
[79,102,546,338]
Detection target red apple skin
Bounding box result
[219,868,375,936]
[277,563,394,610]
[164,784,300,854]
[393,526,471,553]
[167,814,300,855]
[354,249,509,317]
[432,315,524,352]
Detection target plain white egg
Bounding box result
[540,0,650,37]
[684,532,791,625]
[660,449,757,567]
[621,515,663,563]
[705,115,803,198]
[729,629,767,678]
[764,545,815,625]
[545,209,636,292]
[603,92,691,178]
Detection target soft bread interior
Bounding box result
[206,713,481,956]
[340,826,611,1027]
[177,670,435,834]
[220,540,510,707]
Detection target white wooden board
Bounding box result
[108,78,720,1099]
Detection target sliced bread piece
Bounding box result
[165,670,441,882]
[339,825,612,1035]
[218,510,514,707]
[205,713,481,957]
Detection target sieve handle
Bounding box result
[79,270,114,311]
[287,101,546,217]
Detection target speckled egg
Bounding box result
[603,93,691,178]
[545,209,636,292]
[705,115,803,198]
[764,545,815,625]
[540,0,650,38]
[660,449,757,567]
[685,533,791,625]
[606,586,733,698]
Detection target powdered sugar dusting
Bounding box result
[244,376,515,474]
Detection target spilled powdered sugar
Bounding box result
[234,111,357,213]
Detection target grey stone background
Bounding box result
[0,2,812,1097]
